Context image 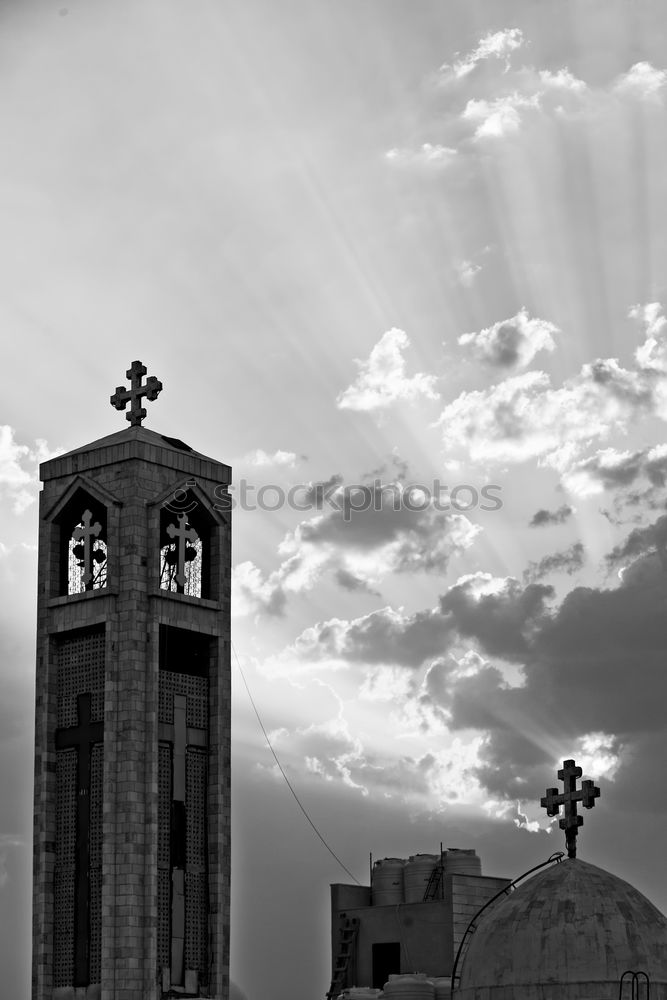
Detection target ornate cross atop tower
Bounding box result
[110,360,163,426]
[540,758,600,859]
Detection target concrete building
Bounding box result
[329,852,510,995]
[32,363,232,1000]
[330,761,667,999]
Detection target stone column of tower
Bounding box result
[32,368,231,1000]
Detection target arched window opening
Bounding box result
[159,490,213,600]
[68,511,108,593]
[57,493,108,596]
[160,518,203,597]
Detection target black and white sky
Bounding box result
[3,2,667,998]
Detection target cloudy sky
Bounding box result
[3,1,667,997]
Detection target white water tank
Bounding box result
[403,854,439,903]
[443,848,481,877]
[371,857,405,905]
[433,977,451,1000]
[383,973,434,998]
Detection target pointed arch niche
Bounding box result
[158,484,220,601]
[48,482,115,597]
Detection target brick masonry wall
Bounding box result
[33,428,231,1000]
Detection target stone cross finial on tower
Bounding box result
[110,360,163,426]
[541,759,600,859]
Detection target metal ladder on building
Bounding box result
[326,916,360,1000]
[423,863,444,901]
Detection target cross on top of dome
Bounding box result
[110,361,163,426]
[540,759,600,859]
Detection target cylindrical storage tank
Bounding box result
[371,857,405,906]
[443,848,481,877]
[433,977,451,1000]
[404,854,439,903]
[383,973,434,998]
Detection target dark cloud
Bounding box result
[437,578,554,660]
[529,504,574,527]
[485,322,524,366]
[575,450,644,488]
[295,604,455,667]
[293,515,667,805]
[363,454,410,482]
[300,474,344,507]
[570,446,667,495]
[234,478,479,618]
[523,542,584,582]
[295,577,554,666]
[585,358,655,409]
[646,450,667,485]
[457,310,557,370]
[334,567,380,595]
[290,480,479,579]
[605,513,667,571]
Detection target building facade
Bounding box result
[32,408,231,1000]
[330,853,509,995]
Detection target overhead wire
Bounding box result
[231,640,362,886]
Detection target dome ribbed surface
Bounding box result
[457,859,667,1000]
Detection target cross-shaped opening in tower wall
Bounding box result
[55,693,103,986]
[540,758,600,858]
[110,360,163,426]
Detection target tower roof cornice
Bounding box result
[40,425,231,484]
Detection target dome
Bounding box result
[456,858,667,1000]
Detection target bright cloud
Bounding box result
[232,560,286,617]
[241,449,299,468]
[0,426,52,514]
[275,708,371,795]
[462,92,541,138]
[337,329,439,411]
[439,308,667,473]
[385,143,457,168]
[538,68,587,92]
[441,28,524,81]
[631,302,667,372]
[458,308,558,369]
[456,260,482,287]
[614,61,667,101]
[571,732,623,781]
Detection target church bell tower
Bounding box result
[32,363,231,1000]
